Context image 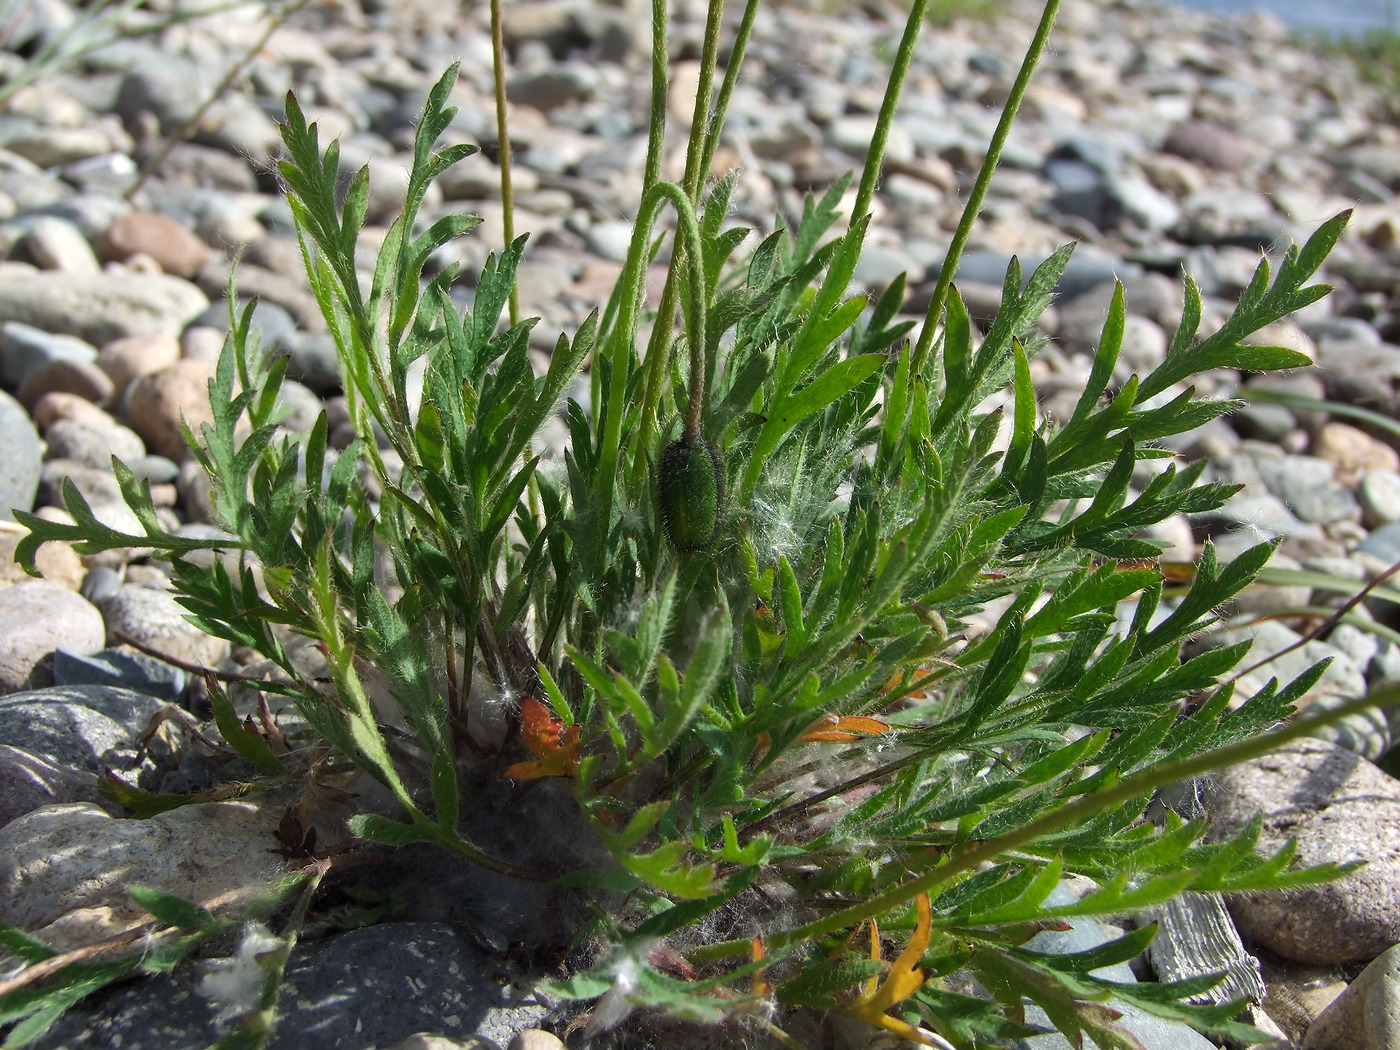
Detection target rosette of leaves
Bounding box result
[9,0,1393,1046]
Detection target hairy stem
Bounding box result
[912,0,1061,375]
[690,684,1400,963]
[595,182,710,534]
[490,0,520,326]
[851,0,931,224]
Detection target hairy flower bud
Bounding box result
[658,435,724,552]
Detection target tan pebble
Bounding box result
[386,1035,503,1050]
[1312,421,1400,485]
[97,333,182,398]
[31,392,121,432]
[180,325,227,363]
[508,1032,566,1050]
[99,212,212,279]
[147,483,178,507]
[120,251,165,275]
[17,358,114,410]
[0,533,84,590]
[123,359,217,462]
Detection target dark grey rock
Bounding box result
[283,332,344,396]
[0,320,97,389]
[0,388,42,519]
[506,66,598,111]
[0,685,167,775]
[0,744,100,829]
[1046,157,1113,229]
[114,56,215,136]
[34,923,550,1050]
[51,647,191,706]
[1201,738,1400,965]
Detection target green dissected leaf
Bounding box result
[98,771,208,817]
[207,679,285,774]
[347,814,433,848]
[128,886,222,932]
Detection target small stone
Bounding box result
[0,581,106,693]
[123,358,217,462]
[100,584,229,669]
[1313,421,1400,485]
[0,272,209,345]
[0,320,98,389]
[99,212,212,279]
[17,357,115,410]
[1201,738,1400,965]
[389,1037,503,1050]
[0,685,165,776]
[0,745,99,829]
[1303,939,1400,1049]
[1358,470,1400,529]
[95,332,182,398]
[0,389,43,519]
[51,647,189,707]
[1162,120,1254,173]
[583,220,634,264]
[508,1033,566,1050]
[0,530,83,590]
[21,216,100,273]
[508,65,598,110]
[42,417,146,470]
[0,797,288,951]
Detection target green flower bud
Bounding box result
[658,435,724,552]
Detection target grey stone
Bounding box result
[1200,738,1400,965]
[42,418,145,470]
[20,215,100,273]
[582,219,634,264]
[0,320,97,389]
[1230,401,1296,442]
[39,458,123,509]
[0,797,288,951]
[282,331,342,395]
[28,192,132,242]
[507,65,598,111]
[0,684,166,774]
[51,647,190,706]
[0,388,42,519]
[1303,690,1393,762]
[1358,470,1400,528]
[114,56,215,136]
[0,581,106,693]
[1254,455,1359,526]
[1357,523,1400,565]
[1342,144,1400,192]
[193,297,297,354]
[1303,939,1400,1049]
[0,273,209,345]
[100,584,229,670]
[1108,173,1181,232]
[33,922,549,1050]
[1046,157,1112,229]
[0,744,100,829]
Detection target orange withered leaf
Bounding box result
[502,697,580,780]
[757,714,890,749]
